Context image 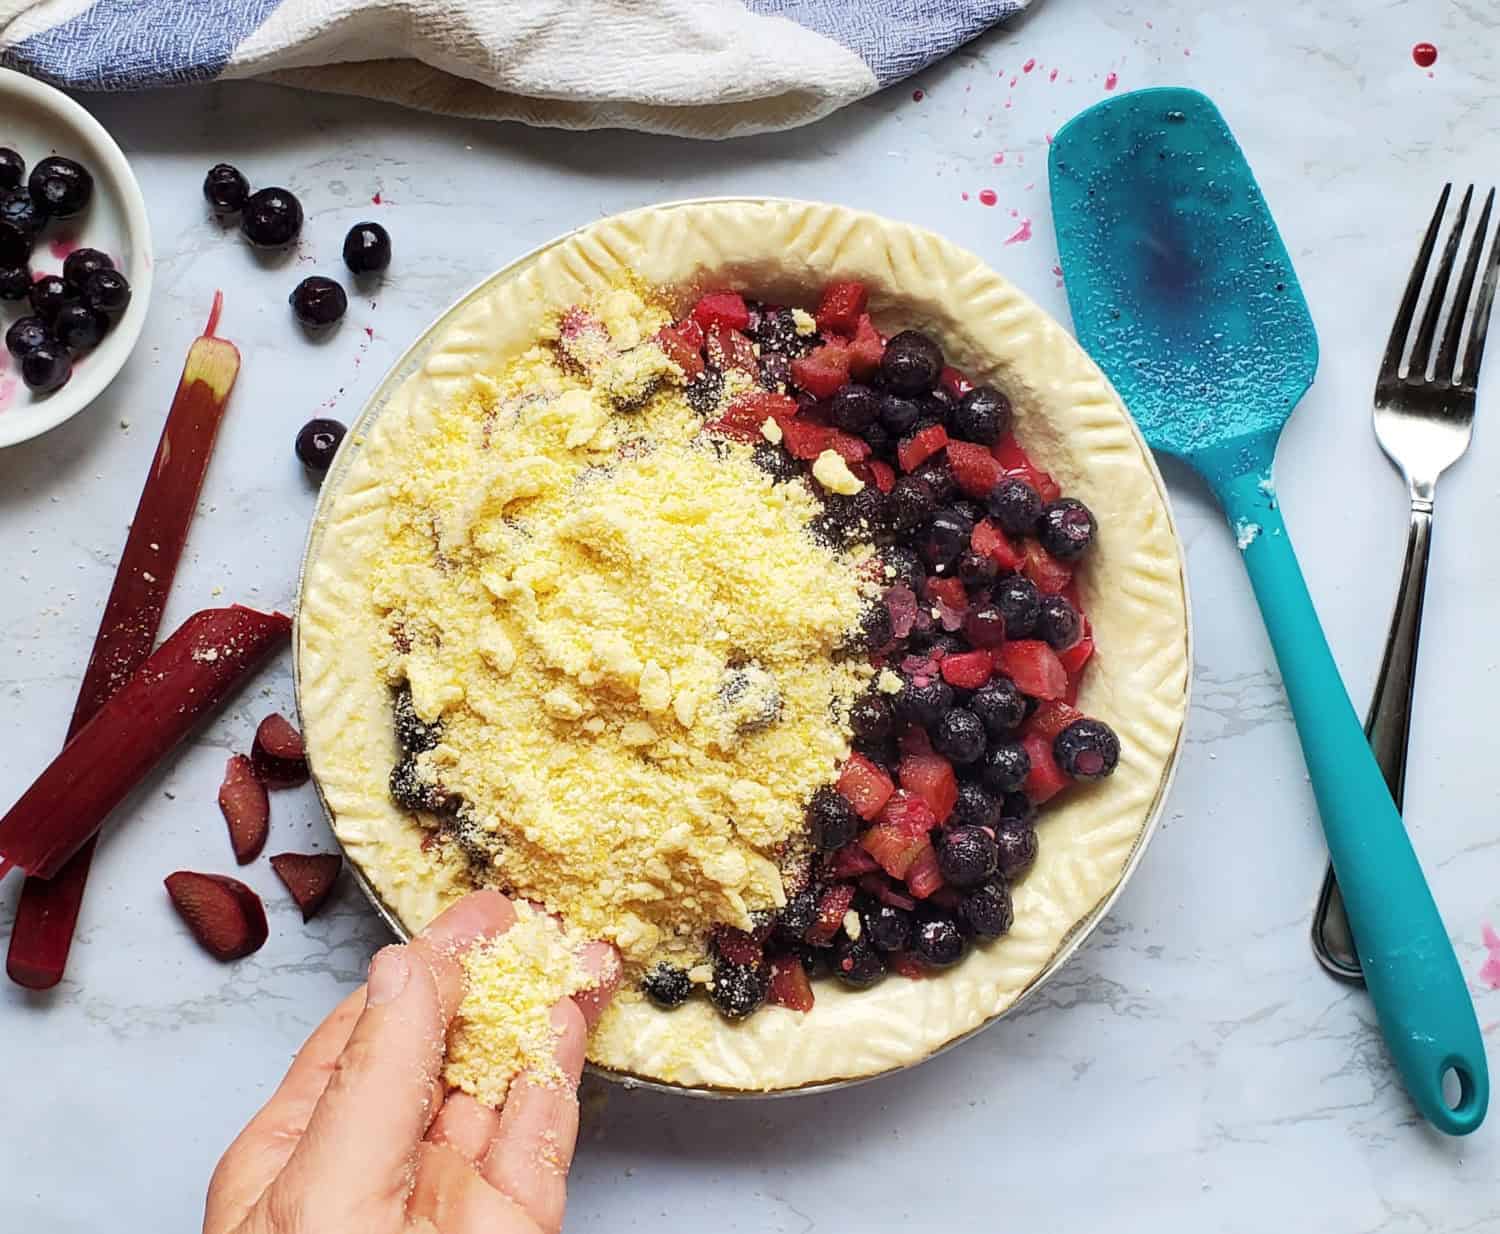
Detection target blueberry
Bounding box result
[61,247,112,289]
[861,420,894,457]
[880,545,925,592]
[957,550,998,588]
[685,367,725,414]
[912,630,962,658]
[886,476,936,533]
[240,187,304,248]
[878,391,923,435]
[896,677,954,728]
[992,575,1041,639]
[937,824,998,888]
[933,708,986,765]
[29,275,77,323]
[0,264,30,301]
[290,276,348,329]
[5,316,51,359]
[81,268,131,319]
[850,692,895,743]
[860,902,913,952]
[880,329,944,394]
[835,936,887,987]
[999,791,1037,825]
[1036,498,1097,559]
[778,888,819,941]
[953,385,1012,445]
[28,156,92,217]
[980,739,1031,794]
[950,497,984,526]
[950,781,1002,829]
[20,343,70,394]
[388,754,455,813]
[912,912,966,967]
[0,148,23,192]
[987,476,1042,537]
[641,962,693,1009]
[797,941,834,978]
[830,382,880,432]
[838,598,892,655]
[203,163,250,214]
[1035,593,1083,650]
[921,507,973,570]
[911,454,958,503]
[52,303,105,351]
[1054,718,1120,779]
[343,221,392,274]
[806,785,861,852]
[751,441,801,483]
[959,879,1014,939]
[747,306,813,356]
[922,388,956,431]
[708,958,769,1019]
[392,684,442,752]
[847,486,892,546]
[971,678,1027,735]
[296,417,347,474]
[759,351,792,392]
[0,189,42,265]
[963,602,1006,649]
[994,816,1039,880]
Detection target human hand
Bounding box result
[204,890,620,1234]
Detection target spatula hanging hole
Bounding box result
[1440,1061,1479,1117]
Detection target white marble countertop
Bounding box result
[4,3,1500,1231]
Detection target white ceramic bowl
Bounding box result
[0,68,152,447]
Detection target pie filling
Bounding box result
[374,278,1119,1023]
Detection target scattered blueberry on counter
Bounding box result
[241,186,304,248]
[290,275,347,329]
[203,163,250,215]
[343,221,391,274]
[295,417,347,475]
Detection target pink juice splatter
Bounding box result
[1481,924,1500,990]
[1022,58,1036,73]
[371,190,383,205]
[961,191,970,202]
[0,375,16,411]
[912,88,925,102]
[978,189,998,207]
[1049,67,1059,82]
[1412,42,1437,68]
[1003,218,1033,246]
[992,152,1005,165]
[48,234,80,261]
[1105,71,1120,91]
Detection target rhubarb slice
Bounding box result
[269,853,342,922]
[0,606,289,883]
[251,713,309,788]
[7,299,240,990]
[219,754,269,864]
[164,871,269,961]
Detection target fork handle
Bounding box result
[1311,501,1433,980]
[1210,455,1486,1135]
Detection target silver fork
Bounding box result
[1311,183,1500,981]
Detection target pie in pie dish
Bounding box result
[296,199,1189,1093]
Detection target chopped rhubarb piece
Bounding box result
[715,390,796,440]
[815,280,868,335]
[827,428,872,463]
[993,640,1069,701]
[674,317,705,349]
[691,291,751,331]
[1026,700,1086,743]
[946,440,1005,499]
[970,518,1023,570]
[0,606,291,884]
[940,366,975,400]
[557,306,610,370]
[861,819,930,880]
[219,754,269,864]
[897,422,949,472]
[252,712,308,788]
[992,432,1061,501]
[1023,541,1074,595]
[873,788,939,836]
[779,416,834,460]
[654,323,704,378]
[858,873,917,911]
[897,753,959,823]
[164,871,269,961]
[899,724,934,757]
[888,951,928,979]
[827,842,881,879]
[705,323,758,374]
[269,852,342,922]
[704,417,761,443]
[904,844,944,899]
[865,459,896,493]
[766,953,815,1011]
[1059,629,1094,676]
[1022,732,1070,803]
[846,313,885,378]
[924,576,967,613]
[806,883,857,945]
[713,925,763,967]
[836,753,895,820]
[7,313,241,991]
[791,342,851,400]
[940,649,993,689]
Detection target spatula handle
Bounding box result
[1214,463,1487,1135]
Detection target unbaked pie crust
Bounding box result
[297,199,1190,1092]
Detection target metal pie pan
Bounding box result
[293,197,1193,1100]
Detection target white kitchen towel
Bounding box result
[0,0,1030,138]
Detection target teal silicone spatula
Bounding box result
[1049,88,1487,1135]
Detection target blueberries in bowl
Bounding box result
[28,156,93,218]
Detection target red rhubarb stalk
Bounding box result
[6,305,239,989]
[0,606,289,884]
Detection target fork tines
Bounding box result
[1382,184,1500,391]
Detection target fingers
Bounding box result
[570,941,623,1030]
[202,987,365,1234]
[480,999,588,1234]
[271,890,516,1219]
[427,1090,502,1166]
[409,1142,545,1234]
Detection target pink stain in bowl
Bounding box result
[978,189,998,207]
[48,234,81,261]
[1003,218,1033,246]
[1481,924,1500,990]
[0,375,15,411]
[1105,71,1119,91]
